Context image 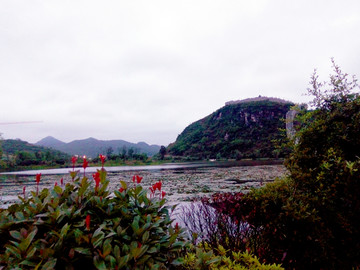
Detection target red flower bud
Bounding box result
[36,173,41,184]
[82,157,88,170]
[132,175,143,184]
[71,156,77,165]
[153,181,162,191]
[92,172,101,189]
[85,214,91,230]
[99,154,106,166]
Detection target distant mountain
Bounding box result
[36,136,66,148]
[167,97,294,159]
[35,137,161,158]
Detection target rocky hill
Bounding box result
[167,97,294,159]
[35,137,160,158]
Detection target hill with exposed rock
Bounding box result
[167,97,294,159]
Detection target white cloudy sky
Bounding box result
[0,0,359,146]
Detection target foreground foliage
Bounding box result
[0,168,186,269]
[0,164,281,269]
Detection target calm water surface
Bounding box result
[0,160,286,208]
[0,160,283,176]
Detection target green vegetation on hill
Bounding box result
[168,98,294,159]
[0,139,70,170]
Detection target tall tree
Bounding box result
[159,146,166,160]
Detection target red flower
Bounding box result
[119,187,125,192]
[132,175,143,184]
[99,154,106,167]
[93,172,101,189]
[137,242,142,248]
[82,157,88,170]
[85,214,91,230]
[161,191,166,199]
[36,173,41,184]
[152,181,162,191]
[175,222,179,232]
[60,178,64,185]
[22,186,26,198]
[71,156,78,165]
[54,182,58,187]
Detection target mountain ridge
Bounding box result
[35,137,160,158]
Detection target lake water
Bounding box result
[0,160,283,176]
[0,160,286,208]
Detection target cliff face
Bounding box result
[168,98,294,159]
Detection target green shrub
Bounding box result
[176,243,284,270]
[0,169,186,269]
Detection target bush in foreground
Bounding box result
[0,167,186,269]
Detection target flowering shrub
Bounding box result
[0,158,186,269]
[181,193,261,257]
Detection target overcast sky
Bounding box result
[0,0,359,146]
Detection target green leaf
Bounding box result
[117,255,130,269]
[114,245,121,259]
[107,255,117,268]
[74,247,92,255]
[15,211,25,220]
[147,246,158,253]
[10,230,22,241]
[136,254,151,265]
[131,217,140,234]
[94,256,107,270]
[142,231,150,243]
[78,178,90,197]
[20,259,37,267]
[92,228,105,248]
[19,227,37,252]
[54,185,63,195]
[60,223,70,239]
[26,246,37,258]
[5,245,21,259]
[171,258,185,266]
[102,238,112,257]
[120,181,127,190]
[98,169,107,183]
[41,258,57,270]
